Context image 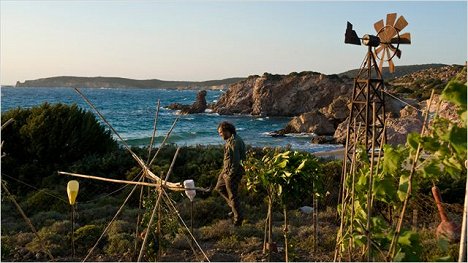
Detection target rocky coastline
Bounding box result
[211,65,466,146]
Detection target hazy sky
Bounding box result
[1,1,466,85]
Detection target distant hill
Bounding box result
[386,64,467,100]
[14,76,245,90]
[338,63,448,80]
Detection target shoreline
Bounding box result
[312,147,345,159]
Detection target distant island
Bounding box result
[14,76,245,90]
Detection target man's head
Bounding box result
[217,121,236,140]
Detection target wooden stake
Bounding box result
[387,90,435,260]
[365,102,377,261]
[283,205,289,262]
[83,175,143,262]
[147,99,161,164]
[137,147,180,262]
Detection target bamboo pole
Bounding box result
[137,147,180,262]
[157,198,162,260]
[148,115,179,166]
[283,205,289,262]
[387,90,435,260]
[1,181,54,261]
[348,120,359,260]
[365,102,377,261]
[314,194,319,253]
[74,88,150,173]
[1,118,14,130]
[83,175,144,262]
[458,165,467,262]
[268,194,273,262]
[58,171,209,192]
[71,204,76,258]
[334,119,354,262]
[160,189,211,262]
[134,176,145,259]
[262,212,270,254]
[58,171,161,188]
[147,99,161,164]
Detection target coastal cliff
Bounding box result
[214,71,353,116]
[15,76,244,90]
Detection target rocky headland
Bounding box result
[213,64,466,146]
[214,71,352,116]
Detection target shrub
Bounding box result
[177,196,229,227]
[31,210,68,229]
[105,233,134,257]
[26,220,72,257]
[215,234,241,250]
[74,224,103,254]
[198,220,234,241]
[21,189,68,214]
[107,220,135,236]
[1,103,118,196]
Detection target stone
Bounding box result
[282,111,335,135]
[166,90,208,114]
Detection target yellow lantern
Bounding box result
[67,180,79,205]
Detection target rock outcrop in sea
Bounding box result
[167,90,208,114]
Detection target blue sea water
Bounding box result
[1,87,342,153]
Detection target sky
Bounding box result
[0,1,467,85]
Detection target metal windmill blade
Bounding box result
[373,13,411,73]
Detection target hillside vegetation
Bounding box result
[338,63,449,80]
[387,64,467,99]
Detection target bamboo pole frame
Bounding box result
[387,90,435,260]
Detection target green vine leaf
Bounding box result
[397,174,409,201]
[422,159,441,179]
[407,133,420,150]
[441,80,467,108]
[383,145,401,174]
[448,126,467,155]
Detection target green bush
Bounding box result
[1,103,118,196]
[21,189,68,214]
[105,233,134,257]
[107,220,135,236]
[177,196,229,227]
[26,220,72,257]
[31,210,68,229]
[74,224,103,254]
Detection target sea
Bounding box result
[1,87,342,153]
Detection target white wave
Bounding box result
[256,118,265,121]
[204,109,213,113]
[285,132,316,138]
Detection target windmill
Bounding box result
[343,13,411,165]
[335,13,411,261]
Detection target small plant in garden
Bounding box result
[245,148,323,261]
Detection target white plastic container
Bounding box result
[183,179,196,201]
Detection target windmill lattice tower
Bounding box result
[343,13,411,168]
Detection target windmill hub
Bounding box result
[361,34,380,47]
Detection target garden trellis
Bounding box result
[58,88,211,262]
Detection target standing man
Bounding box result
[215,121,246,226]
